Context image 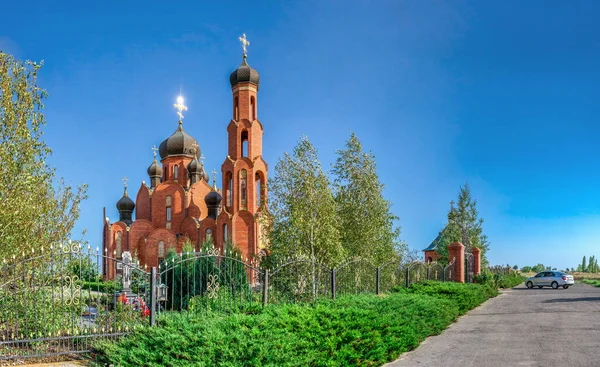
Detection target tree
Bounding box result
[433,183,489,265]
[512,265,518,270]
[582,256,587,273]
[331,132,400,266]
[269,136,345,267]
[0,52,87,260]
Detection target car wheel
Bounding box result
[563,285,569,289]
[526,281,533,289]
[538,286,543,289]
[551,281,559,289]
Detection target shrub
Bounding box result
[393,280,497,314]
[92,292,467,367]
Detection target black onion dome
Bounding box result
[147,158,162,177]
[116,190,135,212]
[158,123,200,160]
[229,56,260,89]
[187,158,210,182]
[187,157,201,174]
[204,190,222,207]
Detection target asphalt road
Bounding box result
[385,283,600,367]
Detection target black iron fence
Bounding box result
[0,244,457,362]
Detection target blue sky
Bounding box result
[2,0,599,270]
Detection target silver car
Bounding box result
[526,271,574,289]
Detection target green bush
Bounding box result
[393,281,497,314]
[82,280,118,294]
[474,272,525,289]
[582,279,600,287]
[93,293,462,367]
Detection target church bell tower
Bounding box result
[218,34,268,259]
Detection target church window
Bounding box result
[206,228,212,242]
[158,241,165,264]
[226,172,233,207]
[240,170,247,210]
[115,232,122,258]
[241,130,248,157]
[173,165,178,182]
[255,172,262,207]
[223,223,229,243]
[166,195,172,223]
[234,97,239,120]
[250,96,256,120]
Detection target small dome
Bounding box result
[229,56,260,89]
[116,189,135,212]
[187,158,210,182]
[205,190,222,207]
[158,123,200,160]
[147,157,162,177]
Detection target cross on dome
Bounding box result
[122,177,128,189]
[151,145,158,158]
[239,33,250,57]
[173,96,188,122]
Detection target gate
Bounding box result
[0,242,150,361]
[465,251,474,283]
[156,249,264,315]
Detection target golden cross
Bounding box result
[122,177,128,189]
[191,142,199,156]
[239,33,250,56]
[173,96,188,121]
[151,145,158,158]
[199,154,206,165]
[212,169,218,184]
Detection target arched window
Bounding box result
[206,228,212,242]
[234,97,239,120]
[241,130,248,157]
[427,257,433,263]
[158,241,165,264]
[255,172,262,207]
[250,96,256,120]
[173,165,178,182]
[240,170,247,210]
[116,232,122,258]
[223,224,228,243]
[166,195,172,228]
[226,172,233,207]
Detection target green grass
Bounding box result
[582,279,600,287]
[92,282,497,367]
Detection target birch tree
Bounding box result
[0,52,87,260]
[332,132,400,265]
[269,136,344,267]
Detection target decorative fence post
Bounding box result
[150,267,157,327]
[262,269,269,306]
[331,268,336,300]
[405,267,410,288]
[375,267,380,295]
[426,267,431,280]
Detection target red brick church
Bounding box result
[103,36,269,279]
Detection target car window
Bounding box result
[535,273,544,277]
[545,272,555,277]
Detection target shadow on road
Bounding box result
[543,297,600,303]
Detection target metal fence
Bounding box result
[0,243,457,362]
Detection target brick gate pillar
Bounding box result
[448,242,465,283]
[472,247,481,276]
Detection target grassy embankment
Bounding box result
[91,282,498,367]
